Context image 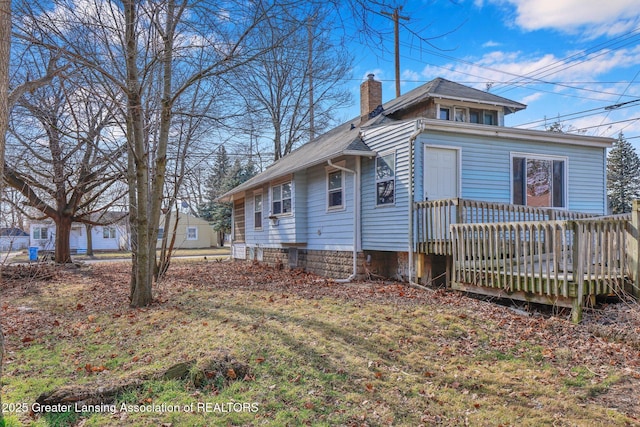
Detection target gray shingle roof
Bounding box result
[219,120,373,201]
[0,228,29,237]
[219,77,526,201]
[383,77,526,116]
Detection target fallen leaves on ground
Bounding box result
[1,260,639,423]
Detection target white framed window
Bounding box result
[439,107,450,120]
[271,182,292,215]
[33,227,48,240]
[376,152,396,206]
[254,193,263,229]
[454,107,466,122]
[157,228,164,240]
[186,226,198,240]
[327,170,344,210]
[102,226,116,239]
[484,111,496,125]
[512,154,567,208]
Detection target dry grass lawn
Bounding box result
[1,261,639,426]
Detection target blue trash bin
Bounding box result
[29,246,39,261]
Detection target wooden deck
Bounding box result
[414,198,636,322]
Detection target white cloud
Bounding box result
[521,92,543,104]
[497,0,640,35]
[415,46,640,94]
[362,69,386,81]
[482,40,501,48]
[402,69,420,83]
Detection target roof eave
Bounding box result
[420,119,613,148]
[217,148,376,202]
[428,93,527,111]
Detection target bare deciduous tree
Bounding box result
[14,0,303,306]
[0,1,9,421]
[235,5,352,161]
[5,63,125,263]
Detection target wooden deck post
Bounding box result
[629,200,640,299]
[571,221,584,323]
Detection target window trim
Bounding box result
[375,151,397,207]
[454,107,467,122]
[510,152,568,209]
[326,168,345,211]
[186,226,198,241]
[254,192,263,230]
[102,226,116,239]
[271,181,293,217]
[438,103,499,126]
[33,227,49,240]
[438,105,450,121]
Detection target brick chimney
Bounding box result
[360,74,382,123]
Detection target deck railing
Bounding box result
[415,198,598,255]
[450,217,629,299]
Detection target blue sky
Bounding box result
[340,0,640,150]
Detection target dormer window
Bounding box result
[439,103,499,126]
[483,112,496,125]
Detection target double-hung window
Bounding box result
[327,170,344,209]
[376,152,396,206]
[272,182,292,215]
[186,226,198,240]
[103,226,116,239]
[33,227,48,240]
[512,154,566,208]
[254,193,263,229]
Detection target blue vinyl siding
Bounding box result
[239,119,607,256]
[417,130,607,214]
[361,122,417,251]
[304,159,356,250]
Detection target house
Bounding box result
[219,76,613,282]
[30,212,130,253]
[0,228,30,252]
[157,212,219,249]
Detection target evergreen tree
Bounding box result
[199,154,256,241]
[198,146,231,222]
[607,133,640,213]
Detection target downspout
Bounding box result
[328,158,359,282]
[408,120,427,286]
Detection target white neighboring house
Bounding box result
[30,212,130,253]
[0,228,30,252]
[157,212,219,249]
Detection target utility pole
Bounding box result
[381,7,409,98]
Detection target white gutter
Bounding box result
[408,120,427,285]
[327,158,360,282]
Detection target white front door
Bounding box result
[424,146,459,201]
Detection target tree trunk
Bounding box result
[124,0,152,308]
[0,0,11,423]
[55,216,73,263]
[85,224,94,256]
